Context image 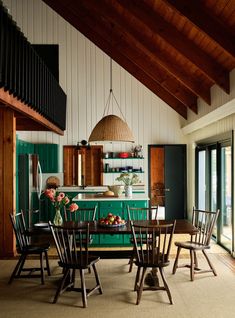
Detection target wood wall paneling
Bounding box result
[0,107,16,257]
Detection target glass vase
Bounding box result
[125,185,133,197]
[53,208,63,226]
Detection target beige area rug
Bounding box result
[0,252,235,318]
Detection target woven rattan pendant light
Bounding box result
[88,59,135,143]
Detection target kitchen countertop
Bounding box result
[73,193,149,201]
[58,186,108,193]
[58,185,145,193]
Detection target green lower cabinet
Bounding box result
[72,199,148,247]
[77,201,98,210]
[99,234,124,246]
[90,234,100,246]
[99,201,123,217]
[72,201,99,245]
[64,192,79,200]
[99,201,124,246]
[123,200,148,245]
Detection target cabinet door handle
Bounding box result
[164,188,170,192]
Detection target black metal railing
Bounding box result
[0,2,66,130]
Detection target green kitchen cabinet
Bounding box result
[76,201,98,210]
[99,201,123,215]
[99,201,124,246]
[123,200,148,245]
[34,143,59,173]
[122,200,148,218]
[71,200,99,246]
[16,137,35,214]
[16,137,35,155]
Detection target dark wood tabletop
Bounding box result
[35,219,197,235]
[32,219,196,259]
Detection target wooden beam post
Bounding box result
[0,107,16,257]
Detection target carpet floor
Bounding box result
[0,251,235,318]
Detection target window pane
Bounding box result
[220,146,232,251]
[210,149,217,212]
[198,150,206,209]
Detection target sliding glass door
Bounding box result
[196,137,233,253]
[219,145,232,250]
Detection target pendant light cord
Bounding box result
[103,57,127,122]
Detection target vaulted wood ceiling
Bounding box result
[43,0,235,119]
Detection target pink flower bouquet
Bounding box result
[44,189,78,211]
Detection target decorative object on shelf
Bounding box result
[108,185,124,196]
[115,172,140,197]
[118,152,130,158]
[88,58,134,143]
[133,145,143,158]
[44,189,79,225]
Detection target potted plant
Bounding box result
[115,173,140,197]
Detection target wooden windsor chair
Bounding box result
[49,221,103,308]
[172,207,220,281]
[131,220,176,305]
[9,211,51,285]
[127,206,159,272]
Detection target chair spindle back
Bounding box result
[49,221,89,267]
[192,208,219,246]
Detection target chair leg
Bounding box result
[128,247,135,273]
[202,250,217,276]
[8,254,25,284]
[193,250,198,269]
[45,251,51,276]
[17,254,27,276]
[136,267,147,305]
[53,268,70,304]
[40,253,45,285]
[190,249,195,281]
[134,266,141,291]
[92,263,103,294]
[172,246,181,274]
[159,267,173,304]
[80,269,87,308]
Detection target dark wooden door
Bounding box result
[148,144,187,220]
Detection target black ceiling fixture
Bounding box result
[76,140,91,150]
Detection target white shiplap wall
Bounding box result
[182,69,235,219]
[3,0,186,188]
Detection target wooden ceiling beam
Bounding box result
[42,0,188,118]
[115,0,230,94]
[80,0,210,106]
[165,0,235,61]
[43,0,210,106]
[78,1,197,112]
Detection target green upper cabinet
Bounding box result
[34,144,59,173]
[16,137,35,155]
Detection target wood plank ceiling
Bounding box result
[43,0,235,119]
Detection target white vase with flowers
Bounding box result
[115,173,140,197]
